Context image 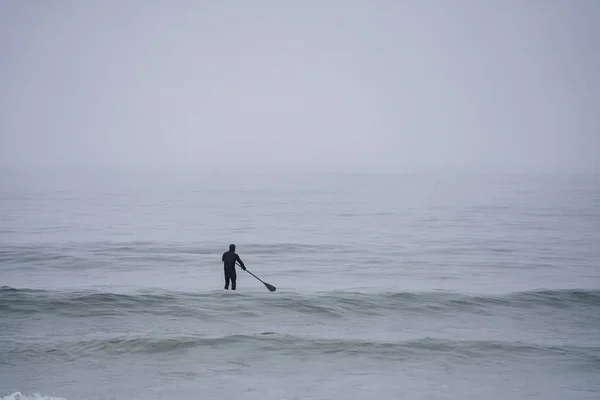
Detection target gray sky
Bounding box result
[1,0,599,172]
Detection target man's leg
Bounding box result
[231,270,237,290]
[224,269,230,289]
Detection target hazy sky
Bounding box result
[1,0,598,172]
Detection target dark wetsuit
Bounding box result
[222,250,244,290]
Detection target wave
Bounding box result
[3,332,599,362]
[0,241,343,262]
[1,393,66,400]
[0,287,215,318]
[1,286,599,318]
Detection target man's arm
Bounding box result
[222,253,225,262]
[236,254,246,270]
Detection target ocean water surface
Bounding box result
[1,168,599,399]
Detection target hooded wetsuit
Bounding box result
[222,250,244,290]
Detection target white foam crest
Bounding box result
[2,393,67,400]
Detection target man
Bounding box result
[221,244,246,290]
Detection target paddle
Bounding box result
[237,262,276,292]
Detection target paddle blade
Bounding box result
[264,282,276,292]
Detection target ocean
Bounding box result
[1,168,599,400]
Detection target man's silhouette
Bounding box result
[222,244,245,290]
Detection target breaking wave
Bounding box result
[2,286,599,318]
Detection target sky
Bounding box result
[1,0,599,173]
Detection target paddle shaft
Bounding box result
[245,269,266,284]
[237,262,264,282]
[236,262,276,292]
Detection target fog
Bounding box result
[1,0,598,173]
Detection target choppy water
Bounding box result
[1,169,599,400]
